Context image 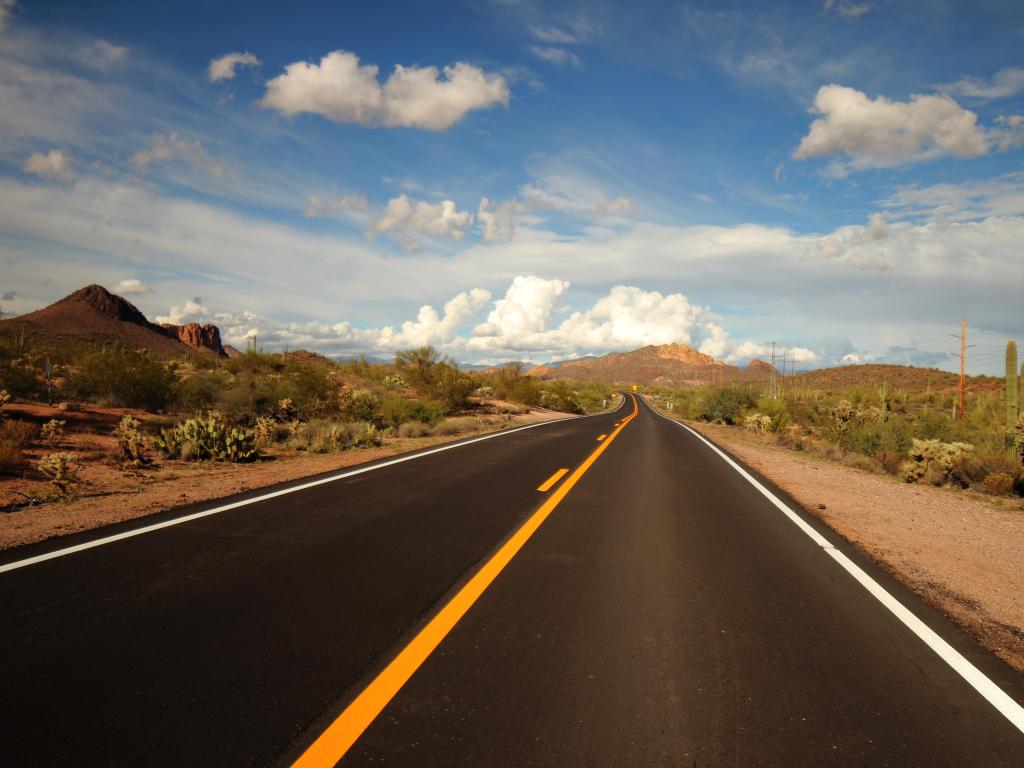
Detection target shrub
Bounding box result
[899,439,975,486]
[0,388,9,423]
[353,422,383,448]
[156,416,258,462]
[114,414,151,468]
[41,418,66,447]
[982,472,1015,496]
[743,413,773,435]
[381,395,444,428]
[382,373,407,389]
[37,452,80,499]
[68,349,174,410]
[397,421,431,438]
[290,421,351,453]
[432,416,482,436]
[698,387,756,424]
[0,418,34,475]
[338,388,382,422]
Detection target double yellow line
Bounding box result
[293,394,639,767]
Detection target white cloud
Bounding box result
[823,0,872,18]
[207,52,261,83]
[938,67,1024,101]
[794,85,990,173]
[693,193,715,204]
[478,197,526,240]
[260,50,510,131]
[155,299,209,325]
[22,148,75,180]
[114,278,152,295]
[528,46,582,69]
[993,115,1024,152]
[81,40,128,69]
[130,132,226,177]
[368,194,474,249]
[0,0,15,31]
[773,162,786,183]
[305,193,371,218]
[529,25,579,44]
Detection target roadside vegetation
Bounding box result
[0,334,610,506]
[648,365,1024,500]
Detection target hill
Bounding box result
[524,343,775,387]
[791,363,1000,394]
[0,284,227,358]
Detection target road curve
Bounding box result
[2,394,1023,766]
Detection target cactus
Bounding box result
[1008,340,1018,451]
[114,415,151,468]
[37,452,81,500]
[156,416,257,463]
[878,380,890,422]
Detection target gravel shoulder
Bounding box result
[683,418,1024,674]
[0,407,571,551]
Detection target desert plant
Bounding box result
[1008,340,1019,451]
[67,349,174,410]
[113,414,151,468]
[41,418,66,447]
[0,418,35,475]
[743,413,773,435]
[382,373,407,389]
[899,438,975,486]
[0,388,9,424]
[338,389,382,422]
[381,395,444,428]
[698,387,756,424]
[37,452,80,500]
[353,422,383,448]
[982,472,1015,496]
[397,421,431,438]
[156,416,257,462]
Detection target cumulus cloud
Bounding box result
[794,85,989,173]
[207,52,261,82]
[260,50,509,131]
[529,46,581,69]
[938,67,1024,101]
[130,132,225,177]
[368,194,474,249]
[113,278,152,295]
[0,0,15,31]
[22,148,75,180]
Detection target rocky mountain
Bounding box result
[526,343,775,387]
[0,284,227,358]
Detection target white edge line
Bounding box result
[0,399,627,575]
[642,396,1024,735]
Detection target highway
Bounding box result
[2,393,1023,766]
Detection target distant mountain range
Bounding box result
[2,285,985,393]
[0,284,232,358]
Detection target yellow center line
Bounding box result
[536,468,569,492]
[292,394,640,768]
[596,434,607,441]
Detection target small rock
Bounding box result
[817,503,827,510]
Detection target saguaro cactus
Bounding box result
[1008,340,1019,449]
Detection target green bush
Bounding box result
[67,349,174,410]
[397,421,431,438]
[698,387,756,424]
[338,388,382,422]
[381,395,444,427]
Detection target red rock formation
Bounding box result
[160,323,227,358]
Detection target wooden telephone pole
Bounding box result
[959,319,966,420]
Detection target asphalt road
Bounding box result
[2,393,1024,766]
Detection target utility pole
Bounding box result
[769,341,777,399]
[959,318,966,420]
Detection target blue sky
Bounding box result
[1,0,1023,372]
